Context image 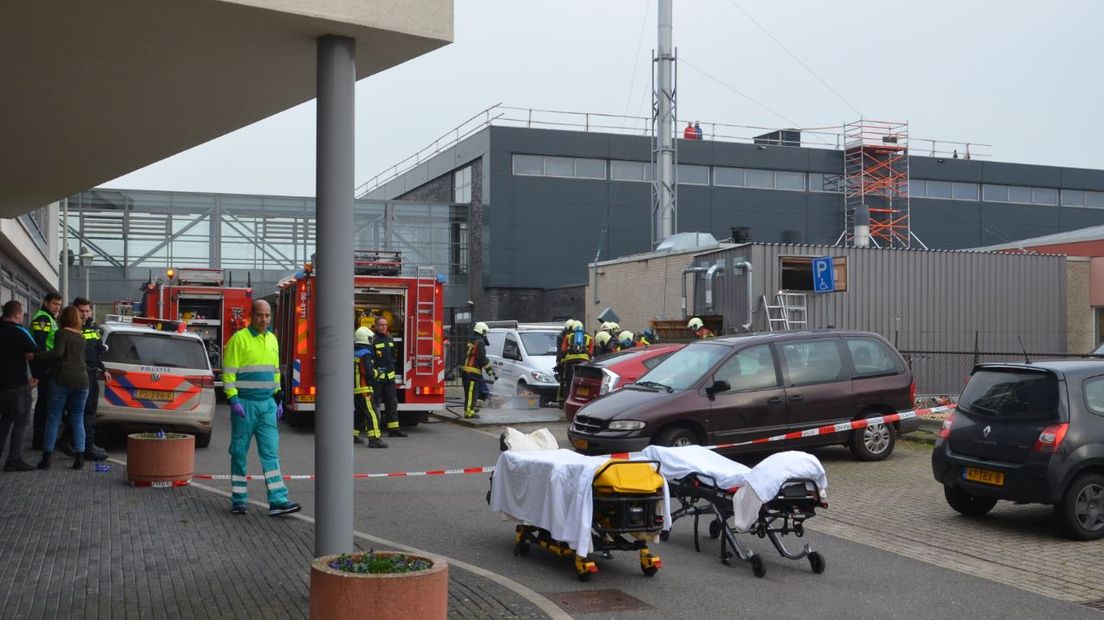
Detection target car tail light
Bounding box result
[909,380,916,404]
[1032,423,1069,454]
[938,412,956,439]
[188,375,215,389]
[599,369,621,395]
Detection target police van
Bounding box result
[483,321,562,405]
[96,316,217,447]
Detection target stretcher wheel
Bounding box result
[514,541,530,556]
[659,530,670,542]
[750,555,766,578]
[808,551,825,574]
[577,570,591,582]
[708,519,723,539]
[641,565,659,577]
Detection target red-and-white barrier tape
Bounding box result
[189,404,956,482]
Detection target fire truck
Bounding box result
[140,267,253,385]
[274,250,446,427]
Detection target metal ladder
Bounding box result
[762,292,809,331]
[412,266,437,375]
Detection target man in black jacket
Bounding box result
[0,300,38,471]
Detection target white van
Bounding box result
[484,322,562,405]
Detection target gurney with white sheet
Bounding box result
[641,445,827,578]
[488,429,670,581]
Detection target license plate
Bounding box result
[136,389,174,402]
[570,437,588,450]
[297,394,315,403]
[576,387,590,397]
[963,467,1005,487]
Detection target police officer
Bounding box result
[30,292,62,451]
[372,317,406,438]
[461,322,496,419]
[558,320,593,408]
[688,317,715,339]
[354,326,386,448]
[67,298,108,461]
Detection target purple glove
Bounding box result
[229,398,245,419]
[275,400,284,420]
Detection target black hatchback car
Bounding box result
[932,362,1104,540]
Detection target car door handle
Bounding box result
[789,394,803,401]
[767,396,783,404]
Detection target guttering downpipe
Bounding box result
[734,259,753,331]
[704,262,723,313]
[681,265,709,320]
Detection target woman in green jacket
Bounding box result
[30,305,88,470]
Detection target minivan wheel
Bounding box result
[944,484,997,517]
[1057,473,1104,541]
[848,417,895,461]
[655,427,697,448]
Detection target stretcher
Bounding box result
[640,445,828,578]
[488,435,670,581]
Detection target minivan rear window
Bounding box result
[104,333,210,370]
[958,369,1059,419]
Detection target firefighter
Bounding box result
[558,320,593,408]
[223,300,300,517]
[372,317,406,438]
[688,317,715,339]
[354,327,386,448]
[553,318,575,390]
[461,322,496,419]
[593,330,615,357]
[617,330,636,350]
[640,328,658,346]
[30,292,62,451]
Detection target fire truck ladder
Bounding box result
[412,266,438,376]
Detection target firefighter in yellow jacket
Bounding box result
[223,300,300,517]
[461,322,496,418]
[354,327,386,448]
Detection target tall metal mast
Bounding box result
[651,0,677,249]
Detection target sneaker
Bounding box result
[368,438,389,449]
[231,504,248,515]
[268,502,302,517]
[388,429,408,438]
[4,460,35,472]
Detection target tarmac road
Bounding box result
[186,404,1101,620]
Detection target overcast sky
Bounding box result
[104,0,1104,197]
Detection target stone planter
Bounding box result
[310,552,448,619]
[126,432,195,486]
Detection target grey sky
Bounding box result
[104,0,1104,197]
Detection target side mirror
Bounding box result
[705,379,731,397]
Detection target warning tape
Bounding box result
[190,404,956,482]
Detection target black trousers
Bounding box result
[31,379,51,451]
[0,385,32,465]
[353,392,381,439]
[374,381,399,429]
[461,373,481,417]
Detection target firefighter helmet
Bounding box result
[354,326,373,344]
[609,322,620,332]
[564,318,575,329]
[618,330,634,346]
[600,321,614,332]
[688,317,704,331]
[473,321,489,335]
[595,331,611,346]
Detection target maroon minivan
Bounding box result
[567,330,917,461]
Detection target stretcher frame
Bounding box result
[664,472,827,578]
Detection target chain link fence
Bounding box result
[902,350,1097,400]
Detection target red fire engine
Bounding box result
[274,250,446,427]
[140,267,253,385]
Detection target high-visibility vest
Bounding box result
[223,326,281,401]
[31,309,57,351]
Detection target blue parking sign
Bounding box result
[811,257,835,293]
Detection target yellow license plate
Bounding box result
[964,467,1004,487]
[571,437,588,450]
[136,389,174,402]
[297,394,315,403]
[576,387,590,397]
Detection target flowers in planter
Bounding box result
[328,550,432,574]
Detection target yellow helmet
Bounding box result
[564,318,575,329]
[595,331,611,346]
[609,322,620,332]
[600,321,614,332]
[688,317,704,330]
[354,326,373,344]
[618,330,634,345]
[473,321,489,335]
[569,319,584,331]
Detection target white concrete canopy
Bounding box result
[0,0,452,217]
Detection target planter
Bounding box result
[126,432,195,486]
[310,551,448,619]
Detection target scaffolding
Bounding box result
[839,120,922,249]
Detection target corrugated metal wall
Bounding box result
[691,244,1067,353]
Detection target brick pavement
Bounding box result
[0,462,548,619]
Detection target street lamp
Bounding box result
[79,247,94,300]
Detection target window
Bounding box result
[780,339,845,386]
[637,343,729,391]
[574,158,606,180]
[910,179,926,198]
[952,182,979,201]
[512,155,544,176]
[1061,189,1085,207]
[1084,376,1104,417]
[779,256,848,292]
[714,166,746,187]
[611,160,648,182]
[958,369,1059,420]
[103,333,210,370]
[1032,187,1058,205]
[714,344,778,391]
[519,331,559,356]
[1008,186,1033,203]
[545,156,574,177]
[746,169,773,189]
[845,338,904,377]
[810,173,843,193]
[1088,192,1104,208]
[485,332,506,357]
[503,334,522,361]
[925,181,953,199]
[775,171,806,191]
[642,351,676,370]
[678,164,709,185]
[982,184,1008,202]
[453,166,472,203]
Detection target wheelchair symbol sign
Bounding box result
[812,257,835,293]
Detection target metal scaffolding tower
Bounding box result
[839,120,919,249]
[651,0,677,249]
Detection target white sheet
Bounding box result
[501,427,560,451]
[640,444,751,489]
[490,449,672,558]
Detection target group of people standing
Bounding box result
[352,317,406,447]
[551,318,662,409]
[0,293,109,473]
